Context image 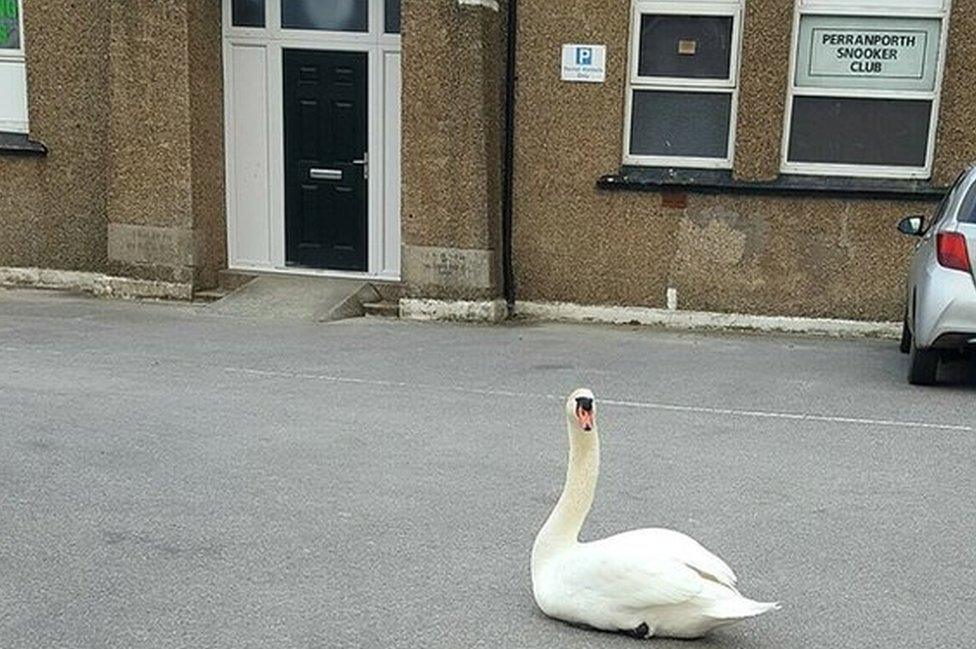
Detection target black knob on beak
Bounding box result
[575,397,593,413]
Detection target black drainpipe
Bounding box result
[501,0,518,316]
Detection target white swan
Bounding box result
[531,388,779,639]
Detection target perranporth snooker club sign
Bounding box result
[809,28,927,79]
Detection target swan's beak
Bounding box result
[576,408,594,431]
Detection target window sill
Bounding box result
[597,167,947,201]
[0,132,48,156]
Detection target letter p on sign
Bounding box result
[576,47,593,66]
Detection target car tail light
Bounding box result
[937,232,972,272]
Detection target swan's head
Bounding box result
[566,388,596,432]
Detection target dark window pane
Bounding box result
[282,0,367,32]
[630,90,731,158]
[385,0,400,33]
[232,0,265,28]
[788,96,931,167]
[1,0,20,49]
[638,14,733,79]
[956,179,976,224]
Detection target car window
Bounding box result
[927,170,970,231]
[957,174,976,224]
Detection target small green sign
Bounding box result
[1,0,20,50]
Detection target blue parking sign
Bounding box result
[562,44,606,83]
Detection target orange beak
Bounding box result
[576,407,594,431]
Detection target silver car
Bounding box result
[897,167,976,385]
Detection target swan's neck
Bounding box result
[534,424,600,559]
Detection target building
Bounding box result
[1,0,972,322]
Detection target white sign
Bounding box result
[561,44,606,83]
[796,16,941,92]
[810,28,927,79]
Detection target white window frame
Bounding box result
[780,0,952,179]
[0,0,28,133]
[623,0,744,169]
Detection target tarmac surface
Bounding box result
[1,288,974,648]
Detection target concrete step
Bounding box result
[218,269,258,292]
[193,288,232,303]
[204,275,381,322]
[363,301,399,318]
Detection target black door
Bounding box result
[283,49,368,271]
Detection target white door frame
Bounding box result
[221,0,402,281]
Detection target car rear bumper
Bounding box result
[915,266,976,349]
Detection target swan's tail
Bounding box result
[706,596,780,621]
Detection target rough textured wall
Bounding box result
[400,0,507,299]
[107,0,192,231]
[512,0,940,321]
[734,0,793,181]
[0,0,111,271]
[187,0,226,289]
[106,0,194,283]
[105,0,225,287]
[932,0,976,185]
[401,0,505,251]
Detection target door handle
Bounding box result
[309,168,343,181]
[352,152,369,180]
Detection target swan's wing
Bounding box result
[567,542,706,609]
[601,528,739,589]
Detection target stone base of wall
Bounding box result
[399,295,900,338]
[515,300,900,339]
[399,298,508,323]
[0,267,193,301]
[402,245,501,301]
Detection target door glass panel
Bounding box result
[788,96,930,166]
[385,0,401,34]
[232,0,265,28]
[231,0,264,27]
[282,0,368,32]
[630,90,731,158]
[638,14,733,79]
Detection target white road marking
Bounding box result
[224,367,973,433]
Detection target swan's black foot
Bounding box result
[626,622,650,639]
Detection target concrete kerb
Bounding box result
[516,301,901,339]
[399,298,508,323]
[400,297,901,339]
[0,267,193,301]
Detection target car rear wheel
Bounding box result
[908,343,940,385]
[899,316,912,354]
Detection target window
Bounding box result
[228,1,399,35]
[0,0,27,134]
[782,0,950,179]
[281,0,368,32]
[384,0,400,34]
[232,0,265,28]
[624,1,743,168]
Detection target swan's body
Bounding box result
[531,390,778,639]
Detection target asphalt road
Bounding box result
[1,288,974,649]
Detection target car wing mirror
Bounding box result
[897,216,925,237]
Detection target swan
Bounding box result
[531,388,779,639]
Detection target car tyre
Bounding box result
[908,343,940,385]
[899,316,912,354]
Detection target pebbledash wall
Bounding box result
[2,1,975,322]
[0,0,224,295]
[512,0,976,322]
